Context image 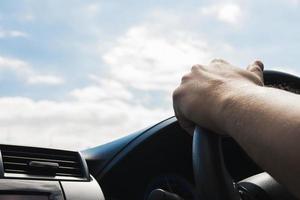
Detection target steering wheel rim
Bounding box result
[192,126,240,200]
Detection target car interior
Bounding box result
[0,70,298,200]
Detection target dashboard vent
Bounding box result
[0,145,89,181]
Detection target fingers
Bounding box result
[191,59,230,74]
[173,91,195,135]
[175,113,195,135]
[173,87,194,135]
[247,60,264,83]
[254,60,264,70]
[247,60,264,71]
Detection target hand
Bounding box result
[172,59,264,135]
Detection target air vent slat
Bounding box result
[4,163,30,170]
[58,166,80,170]
[0,145,87,181]
[3,161,27,166]
[3,150,77,160]
[2,155,77,164]
[56,172,83,177]
[5,169,28,173]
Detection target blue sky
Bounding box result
[0,0,300,150]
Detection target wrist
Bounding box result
[216,83,265,136]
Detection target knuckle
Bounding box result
[181,73,192,83]
[172,87,183,100]
[255,65,263,71]
[191,64,204,71]
[254,60,264,70]
[211,58,227,64]
[191,65,198,71]
[253,77,264,86]
[250,65,263,73]
[246,70,264,86]
[254,76,264,86]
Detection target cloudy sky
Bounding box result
[0,0,300,150]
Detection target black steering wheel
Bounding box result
[192,70,300,200]
[193,127,240,200]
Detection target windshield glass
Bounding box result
[0,0,299,150]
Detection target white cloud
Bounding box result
[0,56,64,85]
[27,75,64,85]
[201,3,242,25]
[102,24,213,92]
[0,95,170,150]
[70,79,132,102]
[0,28,28,38]
[0,56,29,70]
[0,53,171,150]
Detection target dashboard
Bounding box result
[96,119,194,200]
[88,118,264,200]
[0,70,298,200]
[82,70,299,200]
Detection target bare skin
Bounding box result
[173,59,300,198]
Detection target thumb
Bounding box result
[247,60,264,84]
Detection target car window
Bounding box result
[0,0,299,150]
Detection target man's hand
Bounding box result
[173,59,300,198]
[172,59,264,135]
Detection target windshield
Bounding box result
[0,0,299,150]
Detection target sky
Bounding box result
[0,0,300,150]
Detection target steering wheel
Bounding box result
[192,70,300,200]
[193,127,240,200]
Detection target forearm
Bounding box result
[221,85,300,197]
